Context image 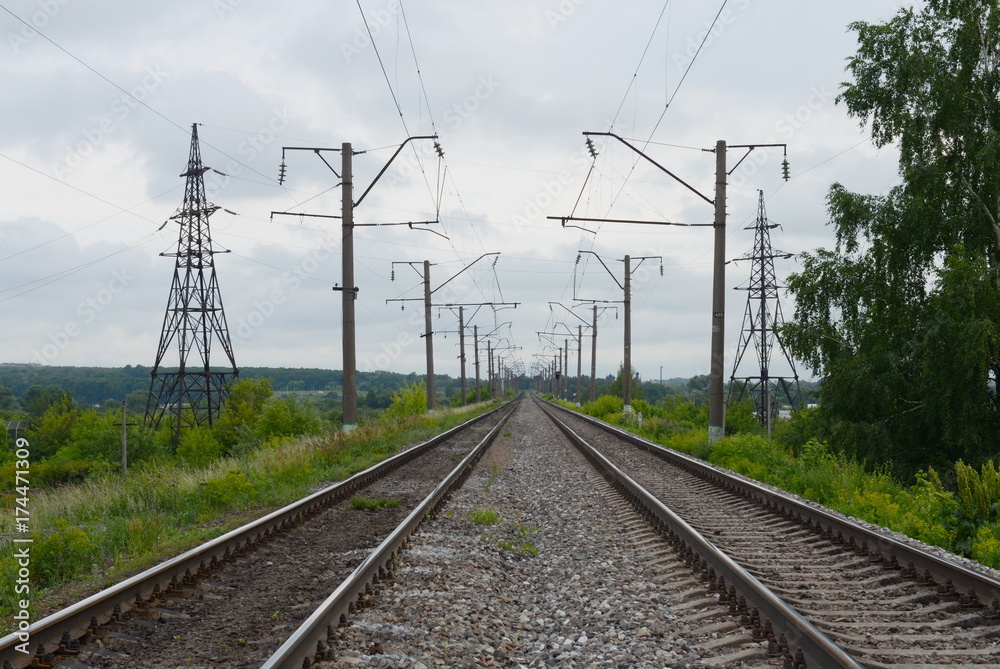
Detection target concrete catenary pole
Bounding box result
[576,325,583,407]
[458,306,467,406]
[423,260,435,411]
[474,325,481,402]
[708,139,727,444]
[590,305,598,402]
[342,143,358,431]
[623,254,632,412]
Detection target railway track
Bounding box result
[540,396,1000,668]
[11,393,1000,667]
[0,400,516,669]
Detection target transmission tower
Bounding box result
[146,124,238,439]
[729,190,800,429]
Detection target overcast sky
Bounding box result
[0,0,908,385]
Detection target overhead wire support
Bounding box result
[549,215,713,231]
[277,135,442,431]
[386,254,516,411]
[575,250,662,413]
[555,130,790,444]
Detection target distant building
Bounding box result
[5,421,27,442]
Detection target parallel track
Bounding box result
[540,397,1000,667]
[0,401,515,669]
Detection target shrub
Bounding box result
[259,395,322,441]
[32,519,96,586]
[972,523,1000,569]
[956,460,1000,524]
[176,427,224,466]
[708,433,792,485]
[203,470,257,509]
[581,395,623,421]
[214,378,274,447]
[380,382,427,421]
[661,428,710,460]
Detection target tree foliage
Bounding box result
[380,382,428,421]
[606,364,645,402]
[784,0,1000,475]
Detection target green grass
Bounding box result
[349,496,402,511]
[468,507,499,525]
[569,395,1000,570]
[0,403,497,624]
[498,523,539,556]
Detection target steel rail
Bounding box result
[534,397,863,669]
[260,397,520,669]
[542,398,1000,610]
[0,402,509,669]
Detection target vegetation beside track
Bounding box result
[562,394,1000,571]
[0,383,498,626]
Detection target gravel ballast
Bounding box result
[321,399,776,668]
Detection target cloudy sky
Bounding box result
[0,0,907,383]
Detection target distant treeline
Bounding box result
[0,365,458,407]
[0,364,819,409]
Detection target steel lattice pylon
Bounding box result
[145,124,238,437]
[729,190,800,427]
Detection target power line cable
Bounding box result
[0,3,277,183]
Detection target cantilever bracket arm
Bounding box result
[583,131,714,206]
[578,250,624,291]
[281,146,347,178]
[355,135,439,207]
[431,252,500,295]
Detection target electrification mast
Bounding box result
[729,190,800,431]
[146,124,238,440]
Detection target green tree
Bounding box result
[28,394,78,458]
[23,385,70,419]
[213,377,273,448]
[607,364,645,402]
[258,395,322,440]
[177,426,225,466]
[0,382,18,411]
[380,382,427,421]
[784,1,1000,475]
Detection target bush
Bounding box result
[709,434,792,485]
[259,395,322,441]
[581,395,623,421]
[176,427,224,466]
[0,459,93,489]
[202,470,257,509]
[32,519,96,586]
[661,428,711,460]
[380,382,427,421]
[956,459,1000,524]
